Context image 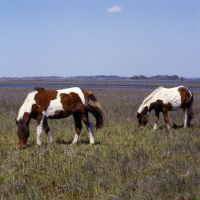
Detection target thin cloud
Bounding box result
[107,6,122,13]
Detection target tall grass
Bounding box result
[0,87,200,199]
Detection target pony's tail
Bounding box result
[85,93,104,129]
[187,92,194,119]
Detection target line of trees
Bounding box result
[130,75,187,80]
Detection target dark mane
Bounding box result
[18,118,26,137]
[33,87,45,91]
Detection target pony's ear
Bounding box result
[15,119,18,125]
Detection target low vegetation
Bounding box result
[0,86,200,199]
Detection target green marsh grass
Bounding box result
[0,88,200,199]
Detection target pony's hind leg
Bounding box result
[88,117,94,144]
[81,114,94,144]
[43,118,53,143]
[72,112,82,144]
[184,110,189,128]
[163,110,170,129]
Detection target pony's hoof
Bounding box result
[19,144,30,149]
[19,145,27,150]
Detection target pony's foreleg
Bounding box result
[163,110,170,129]
[154,110,160,130]
[43,119,53,143]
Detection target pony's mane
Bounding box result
[17,90,38,120]
[33,87,45,91]
[138,86,163,113]
[18,118,26,136]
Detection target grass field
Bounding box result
[0,86,200,199]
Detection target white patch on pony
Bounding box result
[166,124,170,129]
[17,91,37,120]
[45,87,85,117]
[72,133,79,144]
[154,123,157,130]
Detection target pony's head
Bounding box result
[137,106,149,129]
[15,118,30,148]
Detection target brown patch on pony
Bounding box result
[34,88,58,111]
[58,92,84,118]
[61,92,83,110]
[155,100,173,111]
[180,87,194,120]
[178,86,194,120]
[178,86,192,110]
[23,112,30,125]
[31,104,40,119]
[153,100,173,124]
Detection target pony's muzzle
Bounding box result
[18,137,28,149]
[138,125,144,129]
[19,143,30,149]
[19,144,27,149]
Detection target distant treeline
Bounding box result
[1,75,200,81]
[130,75,187,80]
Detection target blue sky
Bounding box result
[0,0,199,78]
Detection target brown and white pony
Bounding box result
[15,87,104,148]
[137,86,194,129]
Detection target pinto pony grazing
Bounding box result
[137,86,194,129]
[15,87,104,148]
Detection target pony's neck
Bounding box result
[17,100,32,121]
[17,91,37,121]
[17,104,27,121]
[137,99,153,113]
[137,86,163,113]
